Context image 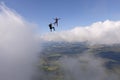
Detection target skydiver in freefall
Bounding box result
[49,23,55,32]
[53,17,60,26]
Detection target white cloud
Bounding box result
[42,20,120,44]
[0,3,40,80]
[59,53,119,80]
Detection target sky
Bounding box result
[1,0,120,34]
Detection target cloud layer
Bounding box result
[60,53,119,80]
[42,20,120,44]
[0,3,40,80]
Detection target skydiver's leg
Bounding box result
[55,21,58,26]
[54,21,57,26]
[53,27,55,31]
[56,22,58,26]
[50,29,52,32]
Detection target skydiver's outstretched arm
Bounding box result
[53,17,61,21]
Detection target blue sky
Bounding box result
[1,0,120,34]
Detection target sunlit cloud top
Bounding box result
[42,20,120,44]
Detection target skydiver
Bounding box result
[53,17,60,26]
[49,23,55,32]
